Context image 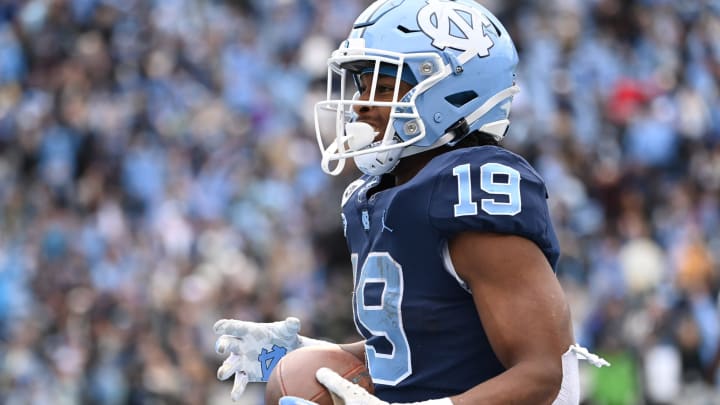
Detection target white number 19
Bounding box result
[453,162,522,217]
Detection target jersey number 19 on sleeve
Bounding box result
[453,162,522,217]
[352,253,412,385]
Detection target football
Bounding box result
[265,345,374,405]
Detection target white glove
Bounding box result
[214,317,304,401]
[280,368,453,405]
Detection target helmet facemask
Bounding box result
[314,38,448,176]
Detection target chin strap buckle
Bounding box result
[445,118,469,146]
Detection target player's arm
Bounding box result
[447,232,574,404]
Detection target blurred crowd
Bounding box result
[0,0,718,404]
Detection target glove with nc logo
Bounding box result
[214,317,330,401]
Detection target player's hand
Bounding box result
[315,367,387,405]
[314,368,454,405]
[279,398,320,405]
[214,317,302,401]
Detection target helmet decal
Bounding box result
[417,0,495,58]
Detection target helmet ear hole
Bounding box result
[445,91,478,108]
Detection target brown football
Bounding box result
[265,345,374,405]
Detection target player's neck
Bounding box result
[392,148,445,186]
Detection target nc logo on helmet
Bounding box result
[417,0,495,57]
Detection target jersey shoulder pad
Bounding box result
[425,146,551,239]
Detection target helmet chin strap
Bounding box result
[346,121,404,176]
[400,132,455,158]
[353,146,402,176]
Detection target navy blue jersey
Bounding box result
[341,146,560,402]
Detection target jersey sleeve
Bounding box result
[427,147,559,268]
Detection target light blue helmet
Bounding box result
[315,0,520,176]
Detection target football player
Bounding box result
[214,0,608,404]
